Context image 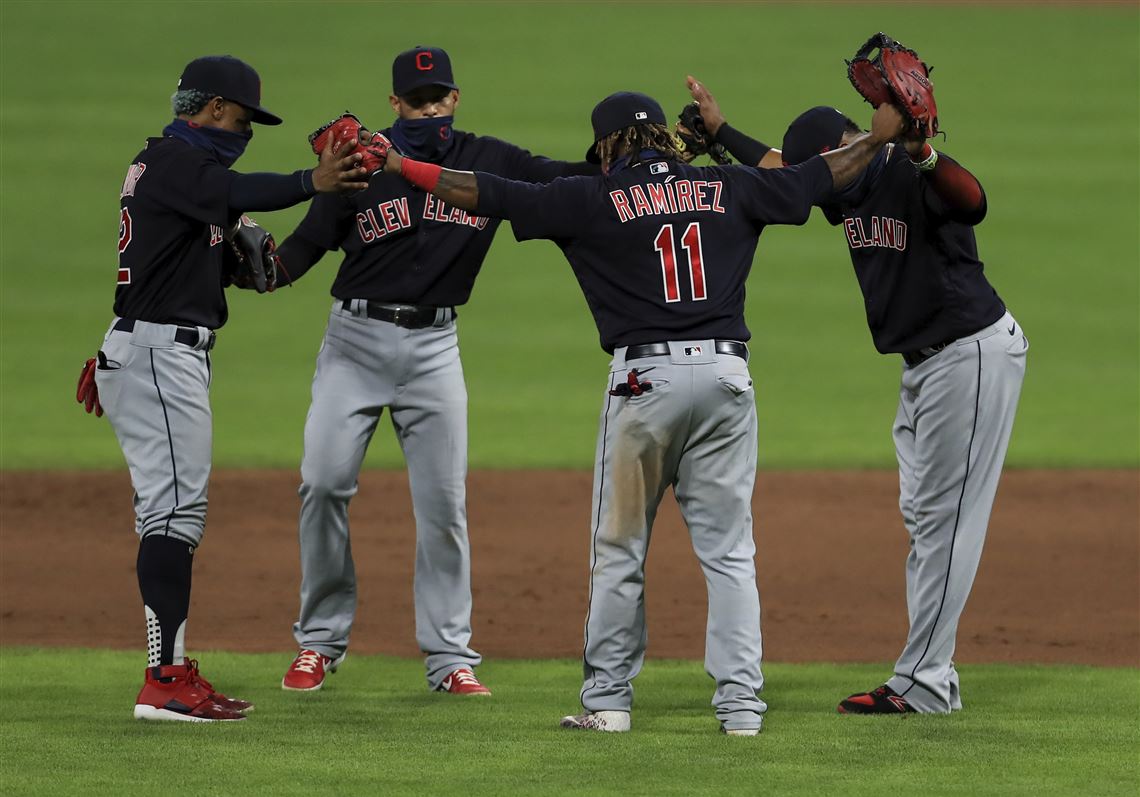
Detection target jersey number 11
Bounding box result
[654,222,707,303]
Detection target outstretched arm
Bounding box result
[385,151,480,212]
[227,138,369,213]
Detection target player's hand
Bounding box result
[686,75,726,138]
[382,149,403,175]
[312,136,369,194]
[901,129,926,158]
[869,103,906,145]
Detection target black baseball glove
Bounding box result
[676,102,731,165]
[223,215,278,293]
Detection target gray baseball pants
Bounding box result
[887,311,1027,712]
[292,301,480,688]
[579,341,765,733]
[94,319,215,548]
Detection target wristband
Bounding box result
[299,169,316,195]
[910,143,938,172]
[400,158,442,192]
[713,123,771,166]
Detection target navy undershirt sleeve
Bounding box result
[275,231,329,287]
[228,170,317,212]
[713,124,772,167]
[521,159,598,181]
[473,172,514,220]
[475,172,590,241]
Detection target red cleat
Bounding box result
[134,662,246,722]
[437,667,491,696]
[282,649,342,692]
[184,658,254,713]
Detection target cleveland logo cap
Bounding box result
[177,55,282,125]
[586,91,666,163]
[392,46,458,96]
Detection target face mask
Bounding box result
[163,118,253,167]
[390,116,454,162]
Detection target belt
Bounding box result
[901,338,957,367]
[342,300,454,329]
[624,340,749,362]
[113,318,216,351]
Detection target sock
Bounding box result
[136,535,194,669]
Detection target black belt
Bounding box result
[113,318,216,351]
[342,300,454,329]
[624,340,749,362]
[901,338,956,367]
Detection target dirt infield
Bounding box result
[1,469,1136,666]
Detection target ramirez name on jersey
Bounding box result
[609,178,726,223]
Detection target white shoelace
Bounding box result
[291,651,324,674]
[449,669,479,686]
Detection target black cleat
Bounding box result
[838,684,916,714]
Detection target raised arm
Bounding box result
[904,139,987,224]
[686,76,784,169]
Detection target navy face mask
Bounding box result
[390,116,454,162]
[163,118,253,167]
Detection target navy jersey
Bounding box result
[291,130,594,305]
[475,155,834,352]
[827,146,1005,353]
[114,137,238,328]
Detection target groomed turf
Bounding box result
[1,649,1136,796]
[1,2,1137,469]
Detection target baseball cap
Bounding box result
[392,46,458,96]
[781,106,851,165]
[177,55,282,125]
[585,91,667,163]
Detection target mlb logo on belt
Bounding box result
[684,345,703,356]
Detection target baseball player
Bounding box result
[686,73,1026,714]
[377,92,907,732]
[78,55,367,722]
[275,46,596,695]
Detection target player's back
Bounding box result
[529,155,831,352]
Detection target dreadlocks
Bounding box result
[595,123,686,173]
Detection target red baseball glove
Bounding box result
[847,33,939,139]
[308,112,391,175]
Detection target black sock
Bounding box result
[136,535,194,669]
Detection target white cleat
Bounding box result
[559,710,631,733]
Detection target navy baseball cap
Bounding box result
[781,106,853,165]
[585,91,667,163]
[178,55,282,125]
[392,46,458,96]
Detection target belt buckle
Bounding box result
[390,306,405,327]
[205,331,217,351]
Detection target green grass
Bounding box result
[0,649,1136,795]
[1,2,1137,468]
